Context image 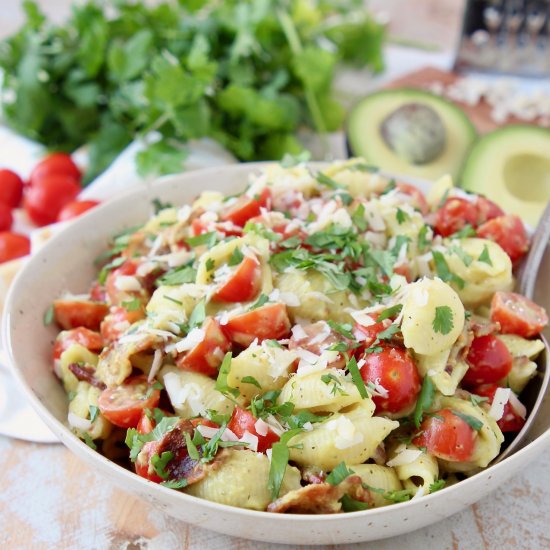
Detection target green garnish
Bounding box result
[478,244,493,266]
[413,376,435,428]
[326,462,355,486]
[451,410,484,432]
[432,305,454,335]
[346,357,369,399]
[215,352,239,398]
[88,405,99,423]
[43,304,55,326]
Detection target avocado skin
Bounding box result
[460,124,550,227]
[346,88,477,181]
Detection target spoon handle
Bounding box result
[517,201,550,299]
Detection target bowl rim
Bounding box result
[4,161,550,523]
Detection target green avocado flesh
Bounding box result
[461,125,550,227]
[346,89,477,181]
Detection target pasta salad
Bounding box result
[49,158,548,513]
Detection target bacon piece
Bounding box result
[301,465,326,485]
[67,362,106,390]
[267,475,373,514]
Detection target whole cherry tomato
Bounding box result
[29,153,81,186]
[0,203,13,231]
[0,169,24,207]
[0,232,30,263]
[57,200,100,222]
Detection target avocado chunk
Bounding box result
[461,125,550,227]
[346,88,477,181]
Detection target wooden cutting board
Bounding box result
[384,66,541,134]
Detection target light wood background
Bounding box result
[2,1,550,549]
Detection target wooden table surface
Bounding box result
[2,1,550,549]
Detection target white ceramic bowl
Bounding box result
[4,163,550,545]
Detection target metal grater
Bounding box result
[454,0,550,77]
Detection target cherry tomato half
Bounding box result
[472,384,525,433]
[490,291,548,338]
[0,169,24,207]
[434,198,479,237]
[475,196,504,224]
[100,305,145,342]
[0,204,13,231]
[0,232,30,263]
[29,153,81,186]
[359,346,421,415]
[413,408,477,462]
[224,303,291,346]
[220,188,271,227]
[228,407,279,453]
[477,215,529,264]
[212,254,262,303]
[396,182,429,215]
[98,376,160,429]
[57,200,100,222]
[289,321,348,368]
[463,334,513,387]
[135,440,163,482]
[24,175,81,226]
[176,317,231,377]
[137,411,156,435]
[53,299,109,331]
[53,327,104,360]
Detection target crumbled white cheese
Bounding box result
[387,449,423,467]
[114,275,142,292]
[68,412,93,432]
[173,328,205,353]
[197,424,239,442]
[239,430,259,452]
[147,348,164,383]
[325,416,363,449]
[508,391,527,419]
[489,387,511,421]
[254,418,270,437]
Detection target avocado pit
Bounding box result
[503,153,550,203]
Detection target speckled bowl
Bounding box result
[4,163,550,545]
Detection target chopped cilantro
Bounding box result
[321,373,348,396]
[377,304,403,322]
[315,171,344,190]
[470,394,489,407]
[449,224,476,239]
[186,232,217,248]
[478,244,493,266]
[351,204,367,231]
[326,462,355,486]
[89,405,99,423]
[185,432,200,460]
[340,494,370,511]
[448,244,473,267]
[145,380,164,399]
[326,320,355,339]
[346,356,368,399]
[152,198,173,213]
[417,225,431,252]
[377,323,400,341]
[161,478,188,489]
[163,295,183,306]
[205,258,216,271]
[187,299,206,331]
[82,433,97,450]
[268,428,304,499]
[227,247,244,267]
[241,376,262,389]
[451,410,483,432]
[43,304,55,326]
[413,376,435,428]
[151,451,173,479]
[429,479,446,493]
[156,266,196,286]
[432,305,454,335]
[215,352,239,398]
[380,179,396,195]
[432,251,465,289]
[396,208,409,224]
[98,256,126,284]
[250,293,269,310]
[122,296,142,311]
[350,163,379,173]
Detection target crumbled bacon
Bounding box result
[267,475,373,514]
[67,362,106,390]
[301,465,326,485]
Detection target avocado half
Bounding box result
[346,88,477,181]
[461,125,550,227]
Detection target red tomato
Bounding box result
[477,215,529,264]
[105,260,141,306]
[228,407,279,453]
[176,317,231,377]
[53,327,104,360]
[24,175,81,226]
[29,153,81,186]
[100,306,145,342]
[359,346,421,415]
[137,412,156,435]
[0,169,24,207]
[90,282,107,302]
[212,255,262,303]
[53,299,109,331]
[396,182,429,215]
[220,188,271,227]
[0,204,13,231]
[135,440,163,482]
[472,384,526,433]
[191,218,242,238]
[413,408,477,462]
[98,376,160,429]
[434,198,479,237]
[57,200,99,222]
[353,315,391,348]
[490,291,548,338]
[463,334,513,386]
[224,303,291,346]
[0,232,30,263]
[190,417,219,430]
[475,196,504,224]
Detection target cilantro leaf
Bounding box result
[478,244,493,266]
[326,462,355,486]
[186,232,217,248]
[376,304,403,322]
[413,376,435,428]
[268,428,303,499]
[326,320,354,339]
[241,376,262,389]
[451,410,484,432]
[340,494,370,511]
[215,352,239,398]
[429,479,446,493]
[250,293,269,310]
[227,247,244,267]
[396,208,409,224]
[432,251,465,289]
[351,204,367,231]
[89,405,99,423]
[161,479,188,489]
[346,356,368,399]
[432,305,454,335]
[157,266,196,286]
[151,451,173,479]
[122,296,142,312]
[187,299,206,331]
[315,171,343,190]
[43,304,55,326]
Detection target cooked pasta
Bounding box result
[47,158,547,515]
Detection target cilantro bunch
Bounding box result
[0,0,385,183]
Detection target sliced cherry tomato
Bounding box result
[190,417,219,430]
[57,200,100,222]
[413,408,477,462]
[0,232,30,263]
[176,317,231,377]
[220,188,271,227]
[24,175,81,226]
[463,334,513,386]
[477,215,529,264]
[396,182,429,215]
[137,412,156,435]
[53,327,104,360]
[53,299,109,331]
[98,376,160,429]
[434,197,479,237]
[475,196,504,224]
[212,255,262,303]
[105,259,142,306]
[392,263,412,282]
[100,305,145,342]
[135,439,163,482]
[90,282,107,302]
[228,407,279,453]
[0,169,24,207]
[490,291,548,338]
[0,204,13,231]
[224,303,291,346]
[359,346,421,415]
[353,314,391,348]
[191,218,242,238]
[29,153,81,186]
[472,384,526,433]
